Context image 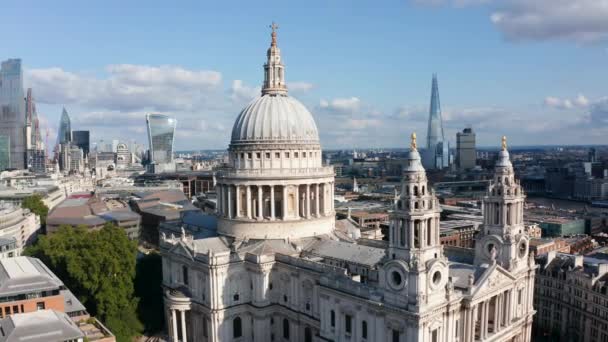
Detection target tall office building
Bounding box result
[0,59,26,169]
[57,108,72,145]
[72,130,90,157]
[146,113,176,173]
[25,88,45,172]
[456,127,476,171]
[423,74,449,170]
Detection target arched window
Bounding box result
[283,318,290,339]
[414,186,419,196]
[494,204,500,225]
[330,310,336,327]
[422,186,425,195]
[305,327,312,342]
[507,204,512,225]
[233,317,242,338]
[362,321,368,339]
[427,219,432,246]
[414,202,419,209]
[400,221,406,246]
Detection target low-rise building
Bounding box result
[0,203,40,255]
[533,252,608,341]
[440,219,480,248]
[0,310,84,342]
[528,238,570,255]
[46,193,140,239]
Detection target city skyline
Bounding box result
[2,0,607,150]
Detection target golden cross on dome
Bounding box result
[270,22,279,46]
[411,132,417,151]
[502,135,507,151]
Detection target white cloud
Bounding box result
[288,82,314,92]
[230,80,259,103]
[25,65,223,112]
[544,94,589,109]
[319,97,361,114]
[490,0,608,43]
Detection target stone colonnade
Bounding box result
[216,182,334,220]
[466,288,518,341]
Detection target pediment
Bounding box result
[470,263,517,297]
[169,241,194,261]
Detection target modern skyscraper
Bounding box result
[57,108,72,145]
[146,113,176,173]
[423,74,448,170]
[0,59,26,169]
[72,130,90,157]
[456,126,476,171]
[25,88,45,172]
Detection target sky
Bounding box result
[2,0,608,150]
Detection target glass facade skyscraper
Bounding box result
[146,114,176,173]
[72,130,90,157]
[0,59,26,169]
[57,107,72,145]
[423,74,449,170]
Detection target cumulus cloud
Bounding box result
[288,82,314,92]
[25,64,223,112]
[230,80,259,103]
[490,0,608,43]
[544,94,589,109]
[590,98,608,125]
[319,97,361,114]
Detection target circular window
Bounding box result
[391,271,402,286]
[432,271,442,285]
[519,240,527,258]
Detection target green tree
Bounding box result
[21,194,49,225]
[134,253,165,334]
[25,223,143,341]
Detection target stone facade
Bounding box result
[160,28,535,342]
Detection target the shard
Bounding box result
[423,74,448,169]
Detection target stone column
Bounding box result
[217,185,222,216]
[227,185,232,219]
[315,183,320,217]
[257,185,263,220]
[481,301,487,339]
[270,185,275,220]
[235,185,241,218]
[246,186,252,219]
[306,184,311,218]
[282,186,288,220]
[172,309,178,342]
[494,296,499,333]
[295,185,300,218]
[181,310,188,342]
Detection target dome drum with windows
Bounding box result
[216,24,335,240]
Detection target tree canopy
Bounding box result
[21,194,49,225]
[25,223,143,342]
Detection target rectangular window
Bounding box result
[266,152,271,159]
[392,329,400,342]
[240,153,244,159]
[182,266,189,285]
[248,153,252,159]
[256,152,261,159]
[518,289,523,305]
[285,152,290,158]
[11,306,17,314]
[36,302,45,310]
[275,152,280,158]
[345,314,352,334]
[294,152,299,158]
[303,152,307,157]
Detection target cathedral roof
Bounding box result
[229,23,319,147]
[230,95,319,145]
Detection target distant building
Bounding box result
[115,142,131,169]
[456,127,476,171]
[528,238,569,255]
[423,74,449,170]
[0,310,85,342]
[146,113,176,173]
[72,130,90,157]
[537,218,586,237]
[0,59,26,169]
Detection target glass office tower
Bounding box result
[72,130,90,157]
[423,74,449,170]
[0,59,26,169]
[146,114,176,173]
[57,108,72,145]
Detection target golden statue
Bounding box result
[502,135,507,151]
[411,132,417,151]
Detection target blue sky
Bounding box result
[2,0,608,150]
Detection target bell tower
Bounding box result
[381,133,448,309]
[475,136,529,270]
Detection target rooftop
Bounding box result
[0,310,83,342]
[0,257,63,296]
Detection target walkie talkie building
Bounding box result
[146,113,176,173]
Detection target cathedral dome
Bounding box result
[230,95,319,145]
